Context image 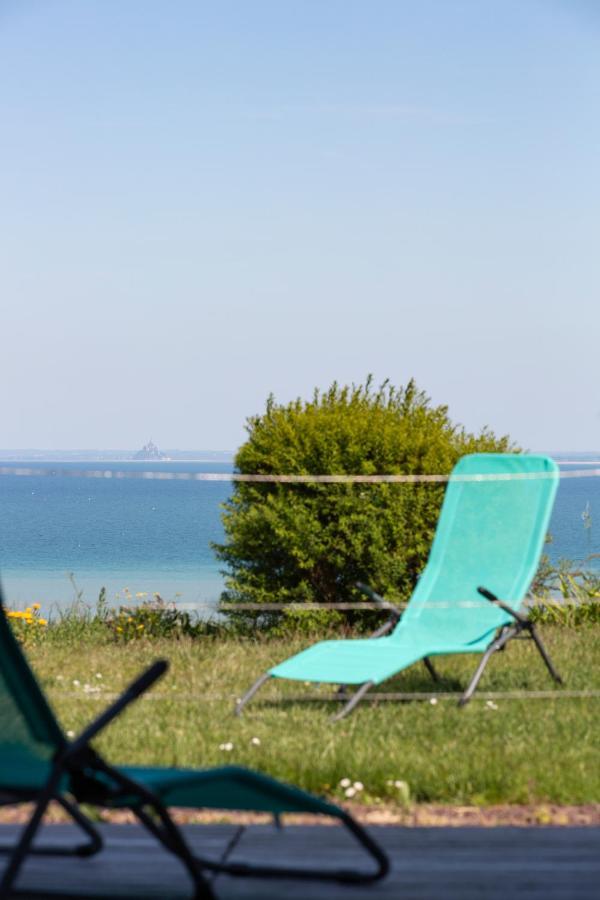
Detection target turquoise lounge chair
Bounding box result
[0,586,388,899]
[236,453,563,721]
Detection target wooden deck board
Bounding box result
[0,824,598,899]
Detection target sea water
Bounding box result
[0,456,597,614]
[0,461,231,613]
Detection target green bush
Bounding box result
[214,377,513,628]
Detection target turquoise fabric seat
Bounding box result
[270,628,494,686]
[114,765,336,815]
[237,454,562,719]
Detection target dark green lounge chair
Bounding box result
[236,453,563,721]
[0,586,388,899]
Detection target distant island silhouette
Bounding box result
[132,440,169,461]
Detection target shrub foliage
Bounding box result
[215,378,514,621]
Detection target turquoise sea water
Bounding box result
[0,461,231,613]
[0,456,598,613]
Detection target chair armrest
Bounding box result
[356,583,402,639]
[356,582,402,617]
[369,618,397,638]
[62,660,168,760]
[477,586,529,625]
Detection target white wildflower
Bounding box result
[95,673,102,679]
[339,778,351,788]
[353,782,364,792]
[251,737,261,746]
[219,742,234,752]
[344,786,356,798]
[72,679,80,687]
[429,697,438,705]
[485,700,498,710]
[66,730,75,738]
[393,780,410,803]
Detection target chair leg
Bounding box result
[459,627,517,707]
[134,805,216,900]
[0,772,60,898]
[330,681,374,722]
[104,755,389,887]
[56,796,103,856]
[234,672,272,716]
[529,624,563,684]
[458,646,496,707]
[423,657,440,683]
[0,795,103,862]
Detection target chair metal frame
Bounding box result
[236,584,563,722]
[0,655,388,899]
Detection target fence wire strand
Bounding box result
[58,689,600,704]
[0,465,598,482]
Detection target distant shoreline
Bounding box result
[0,459,235,465]
[0,454,235,463]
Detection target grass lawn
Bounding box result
[23,625,600,809]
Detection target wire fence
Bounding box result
[0,465,599,482]
[1,464,598,699]
[185,598,596,611]
[1,462,598,609]
[57,688,600,704]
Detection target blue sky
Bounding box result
[1,1,598,451]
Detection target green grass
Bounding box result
[24,625,600,808]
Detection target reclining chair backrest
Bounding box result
[0,588,65,771]
[397,454,559,644]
